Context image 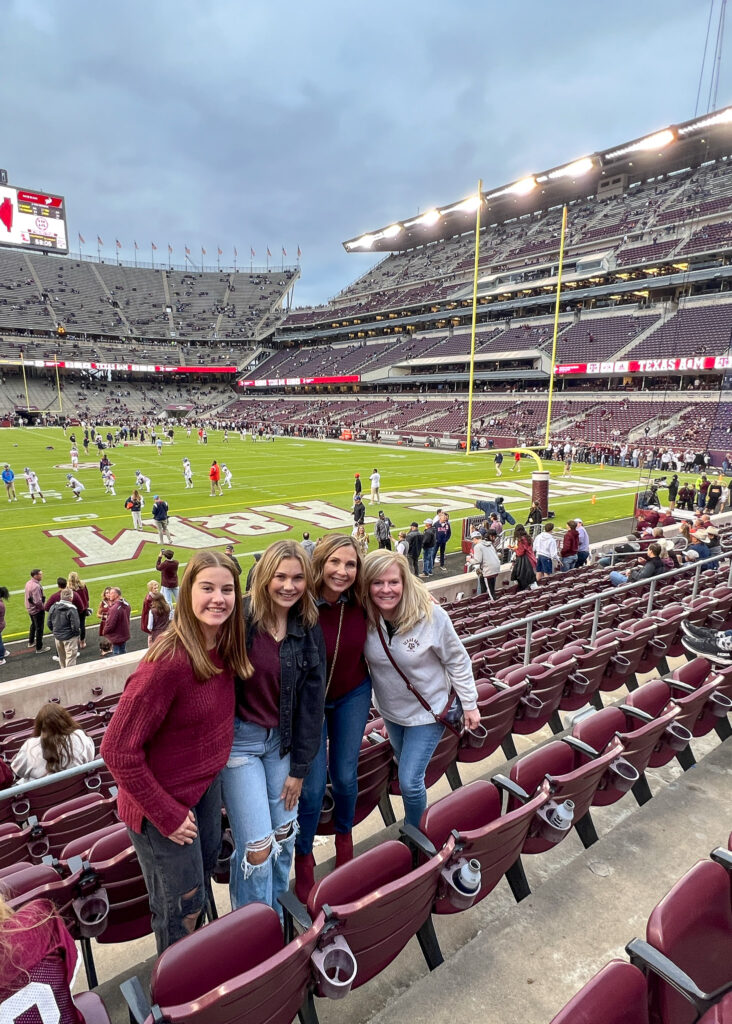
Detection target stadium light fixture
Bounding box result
[678,106,732,135]
[350,234,376,249]
[382,223,403,238]
[416,208,441,226]
[442,194,482,215]
[605,129,675,160]
[511,177,537,196]
[539,157,594,182]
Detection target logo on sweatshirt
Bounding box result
[402,636,420,652]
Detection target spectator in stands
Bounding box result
[688,529,711,561]
[396,531,408,556]
[102,550,251,953]
[156,548,180,609]
[125,489,144,531]
[24,568,46,654]
[295,535,370,901]
[44,577,85,619]
[374,510,394,551]
[560,520,580,572]
[608,541,664,587]
[434,511,451,570]
[525,501,543,537]
[67,571,89,649]
[421,519,437,577]
[533,522,559,580]
[152,496,172,545]
[362,549,479,828]
[575,519,591,567]
[224,542,242,574]
[468,530,501,597]
[0,585,8,666]
[145,592,172,643]
[354,523,369,557]
[97,586,112,638]
[510,524,537,590]
[405,521,423,576]
[0,891,89,1016]
[104,587,131,655]
[47,588,81,669]
[140,580,160,639]
[11,704,95,780]
[222,539,326,915]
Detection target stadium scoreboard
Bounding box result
[0,184,68,254]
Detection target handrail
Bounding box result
[0,757,105,800]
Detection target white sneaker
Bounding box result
[0,659,6,665]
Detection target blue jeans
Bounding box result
[383,719,445,828]
[576,550,590,568]
[561,555,577,572]
[127,777,222,954]
[436,540,447,567]
[296,678,372,855]
[0,633,6,659]
[112,642,127,655]
[222,719,297,914]
[609,571,628,586]
[423,547,436,575]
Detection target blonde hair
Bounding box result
[0,895,56,989]
[67,571,84,591]
[249,540,319,631]
[310,534,364,605]
[147,550,252,682]
[362,549,433,633]
[146,580,159,594]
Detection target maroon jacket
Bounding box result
[156,556,179,588]
[104,598,131,644]
[44,590,85,615]
[560,528,580,558]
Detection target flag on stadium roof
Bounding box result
[234,247,238,258]
[151,242,157,250]
[282,247,287,257]
[168,244,173,253]
[250,247,255,257]
[185,246,191,255]
[97,235,103,246]
[78,233,85,244]
[267,247,272,257]
[134,241,139,250]
[217,247,223,255]
[116,239,122,249]
[297,245,301,259]
[201,246,207,255]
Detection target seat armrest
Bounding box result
[399,823,438,859]
[278,888,312,940]
[625,939,711,1015]
[662,678,695,694]
[562,736,599,759]
[619,704,654,724]
[710,847,732,872]
[491,774,530,804]
[119,977,152,1024]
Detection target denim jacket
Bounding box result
[243,602,326,778]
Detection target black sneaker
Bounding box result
[681,620,722,642]
[681,634,732,665]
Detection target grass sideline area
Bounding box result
[0,427,649,637]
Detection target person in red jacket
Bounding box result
[101,550,252,953]
[209,460,222,497]
[560,519,580,572]
[104,587,131,655]
[140,580,160,638]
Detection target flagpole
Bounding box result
[134,244,138,268]
[78,236,82,260]
[465,180,482,455]
[97,239,101,263]
[151,244,155,269]
[20,351,30,412]
[544,204,568,448]
[217,250,220,271]
[54,353,62,414]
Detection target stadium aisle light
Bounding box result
[605,128,675,160]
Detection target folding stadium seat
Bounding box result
[708,584,732,629]
[627,616,673,676]
[419,777,549,906]
[549,960,652,1024]
[627,849,732,1024]
[457,676,529,765]
[30,791,119,860]
[653,603,689,659]
[671,658,732,740]
[295,832,459,984]
[58,822,127,865]
[599,619,658,695]
[572,700,680,807]
[385,727,462,819]
[496,654,578,739]
[665,663,732,742]
[624,677,722,771]
[1,767,106,825]
[558,641,617,714]
[317,732,394,834]
[470,644,515,677]
[508,737,621,852]
[681,593,720,627]
[121,904,338,1024]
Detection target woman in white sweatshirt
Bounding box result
[362,550,479,827]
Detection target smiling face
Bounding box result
[268,557,307,614]
[369,563,404,621]
[192,566,236,647]
[321,545,358,603]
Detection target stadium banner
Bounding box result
[554,355,732,375]
[0,359,238,374]
[238,375,360,387]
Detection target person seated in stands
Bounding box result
[10,703,95,781]
[687,529,711,561]
[0,891,89,1022]
[608,541,664,587]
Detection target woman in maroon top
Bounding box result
[67,572,89,649]
[101,550,251,953]
[510,524,538,591]
[294,534,370,901]
[96,587,111,637]
[560,519,580,572]
[140,580,159,638]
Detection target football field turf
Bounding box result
[0,427,648,637]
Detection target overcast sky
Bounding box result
[2,0,730,306]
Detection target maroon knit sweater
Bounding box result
[101,646,235,836]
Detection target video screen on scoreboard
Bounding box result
[0,185,68,254]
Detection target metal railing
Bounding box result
[1,757,105,801]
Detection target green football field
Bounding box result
[0,427,650,638]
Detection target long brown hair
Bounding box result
[33,704,81,774]
[249,540,319,631]
[310,533,364,605]
[147,550,252,682]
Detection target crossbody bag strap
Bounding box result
[376,625,434,716]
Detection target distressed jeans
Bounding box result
[222,719,297,915]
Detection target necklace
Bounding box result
[269,621,287,642]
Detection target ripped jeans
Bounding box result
[222,719,298,915]
[128,776,222,954]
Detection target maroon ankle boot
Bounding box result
[334,832,353,868]
[294,852,315,904]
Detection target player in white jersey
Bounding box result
[222,464,233,488]
[135,470,151,492]
[70,447,79,470]
[23,467,46,503]
[102,468,116,495]
[183,458,194,488]
[66,474,85,501]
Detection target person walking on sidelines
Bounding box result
[2,464,17,502]
[24,569,47,653]
[525,501,543,538]
[493,451,503,476]
[369,468,381,503]
[435,511,452,571]
[209,460,222,496]
[468,530,501,597]
[421,518,437,577]
[126,489,144,531]
[374,510,393,550]
[352,493,366,535]
[510,451,521,473]
[405,521,423,576]
[48,588,81,668]
[104,587,131,655]
[156,548,180,611]
[152,495,172,545]
[353,472,362,498]
[224,543,242,575]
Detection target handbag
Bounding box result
[377,626,463,736]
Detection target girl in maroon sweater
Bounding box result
[294,534,370,902]
[101,550,252,953]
